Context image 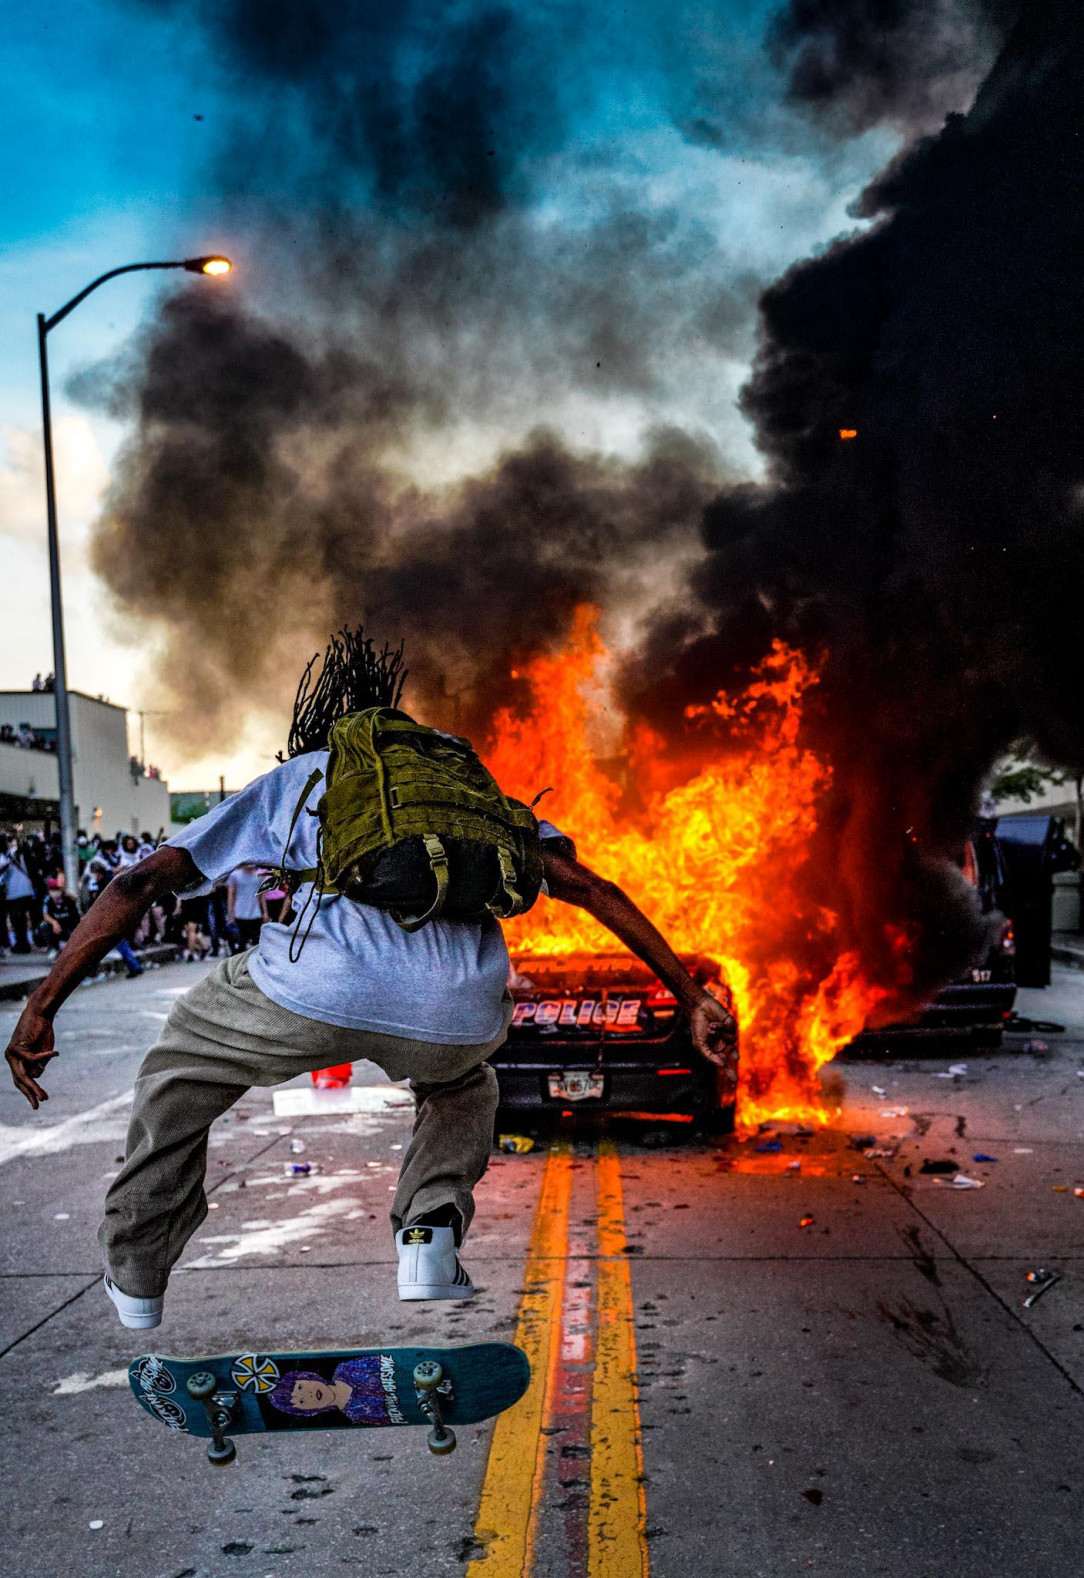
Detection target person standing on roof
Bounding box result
[4,630,737,1332]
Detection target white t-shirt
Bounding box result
[168,752,567,1044]
[227,865,266,921]
[1,849,35,902]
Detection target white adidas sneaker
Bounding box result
[103,1275,163,1330]
[396,1225,475,1301]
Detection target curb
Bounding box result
[0,944,181,1004]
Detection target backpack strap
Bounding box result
[390,834,450,934]
[272,767,324,894]
[487,844,525,919]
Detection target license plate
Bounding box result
[970,968,992,983]
[548,1070,605,1102]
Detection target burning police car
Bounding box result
[493,951,737,1128]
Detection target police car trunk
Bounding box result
[494,951,736,1128]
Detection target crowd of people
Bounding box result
[0,722,56,753]
[0,823,284,975]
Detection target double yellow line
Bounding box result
[466,1138,648,1578]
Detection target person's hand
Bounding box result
[688,992,739,1089]
[5,1009,57,1110]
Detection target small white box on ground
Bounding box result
[272,1085,414,1117]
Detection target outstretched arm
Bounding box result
[541,847,738,1084]
[4,846,201,1109]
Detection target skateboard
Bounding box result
[129,1342,529,1465]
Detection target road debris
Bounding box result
[289,1138,306,1154]
[920,1159,958,1174]
[879,1107,909,1118]
[498,1134,535,1154]
[1023,1269,1060,1308]
[972,1154,999,1163]
[284,1161,323,1176]
[933,1174,985,1189]
[754,1138,782,1153]
[935,1064,968,1078]
[798,1215,815,1229]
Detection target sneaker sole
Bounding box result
[398,1283,476,1301]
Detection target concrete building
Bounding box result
[0,691,172,837]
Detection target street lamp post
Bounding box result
[37,255,231,890]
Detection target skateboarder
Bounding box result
[4,641,737,1331]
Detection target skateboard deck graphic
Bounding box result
[130,1342,529,1464]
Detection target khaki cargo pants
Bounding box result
[100,951,510,1298]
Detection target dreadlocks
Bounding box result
[282,629,408,759]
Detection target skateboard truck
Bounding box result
[186,1371,239,1465]
[413,1360,456,1456]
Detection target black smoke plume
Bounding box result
[82,0,759,753]
[766,0,1015,135]
[628,1,1084,1009]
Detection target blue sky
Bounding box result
[0,0,894,786]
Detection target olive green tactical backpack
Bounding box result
[281,707,547,944]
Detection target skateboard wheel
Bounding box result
[207,1439,237,1467]
[413,1360,444,1392]
[427,1426,456,1456]
[186,1371,218,1402]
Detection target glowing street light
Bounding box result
[37,253,233,888]
[185,256,232,276]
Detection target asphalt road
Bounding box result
[1,960,1082,1578]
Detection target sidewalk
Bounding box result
[0,944,181,1003]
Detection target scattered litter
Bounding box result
[390,1143,403,1151]
[852,1174,865,1184]
[289,1139,306,1155]
[299,1245,311,1253]
[864,1147,897,1159]
[934,1174,985,1189]
[1013,1147,1034,1154]
[754,1138,782,1154]
[880,1107,908,1118]
[208,1202,220,1210]
[498,1134,535,1154]
[851,1135,876,1150]
[871,1086,887,1098]
[786,1160,802,1173]
[284,1162,322,1176]
[88,1521,104,1531]
[935,1064,968,1079]
[798,1215,815,1229]
[1023,1039,1049,1054]
[1073,1188,1084,1199]
[920,1159,959,1175]
[54,1213,69,1221]
[972,1154,999,1163]
[1023,1269,1060,1308]
[1052,1185,1068,1193]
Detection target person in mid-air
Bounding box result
[4,631,737,1331]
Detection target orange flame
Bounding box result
[485,607,888,1130]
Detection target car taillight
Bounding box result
[999,920,1015,955]
[647,985,678,1008]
